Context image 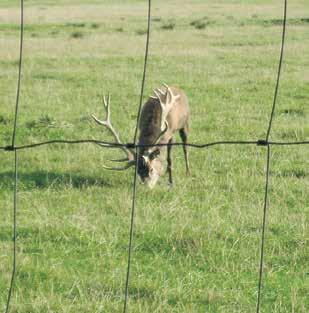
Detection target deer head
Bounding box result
[91,84,180,188]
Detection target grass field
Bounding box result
[0,0,308,312]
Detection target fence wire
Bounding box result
[123,1,152,312]
[1,139,309,152]
[1,0,308,312]
[4,0,24,312]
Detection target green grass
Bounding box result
[0,0,308,312]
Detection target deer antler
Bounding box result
[152,83,180,132]
[92,93,135,170]
[163,83,180,103]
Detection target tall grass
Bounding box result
[0,1,308,312]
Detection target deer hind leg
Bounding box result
[179,125,190,175]
[167,138,174,185]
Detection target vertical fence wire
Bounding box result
[123,146,139,313]
[123,1,152,312]
[256,145,271,313]
[5,1,24,312]
[5,151,18,313]
[132,0,152,144]
[11,0,24,148]
[2,0,305,312]
[265,0,287,141]
[256,1,287,312]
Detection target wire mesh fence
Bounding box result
[1,0,308,312]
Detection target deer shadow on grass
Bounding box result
[0,170,114,190]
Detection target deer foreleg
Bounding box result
[179,127,190,175]
[167,138,174,185]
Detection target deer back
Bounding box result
[138,86,189,152]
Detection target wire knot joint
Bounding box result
[257,140,269,146]
[4,145,15,151]
[126,143,136,149]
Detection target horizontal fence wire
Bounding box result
[1,139,308,152]
[2,0,308,312]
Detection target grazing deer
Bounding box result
[92,84,190,188]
